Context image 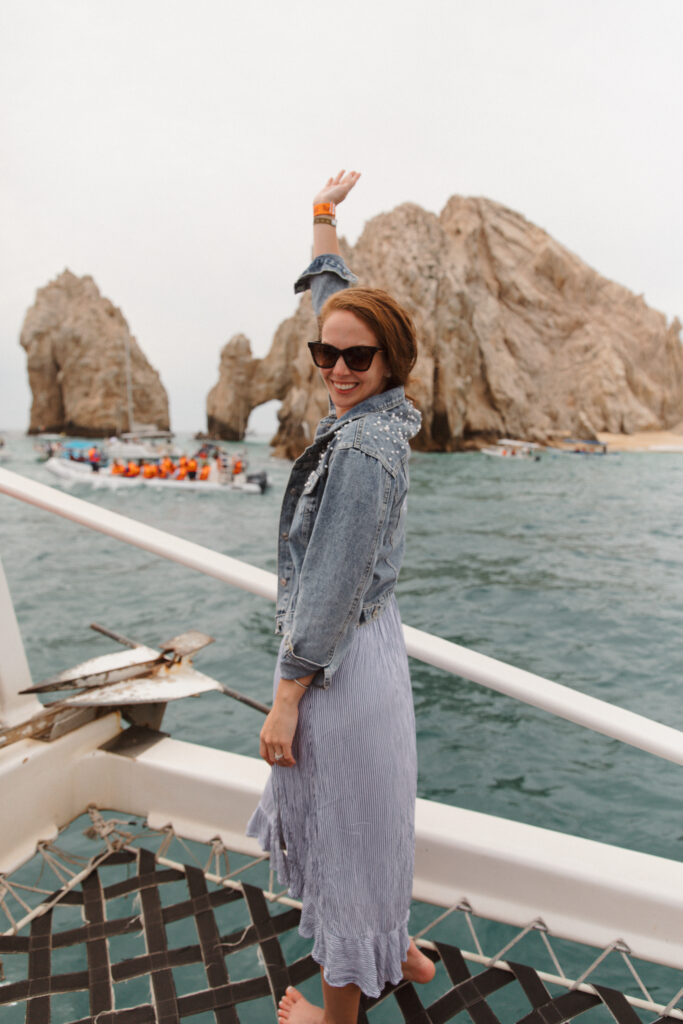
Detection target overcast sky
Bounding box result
[2,0,681,434]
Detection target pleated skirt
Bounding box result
[246,596,417,998]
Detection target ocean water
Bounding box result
[1,432,681,867]
[2,432,683,1018]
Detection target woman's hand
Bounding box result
[313,169,361,208]
[259,676,312,766]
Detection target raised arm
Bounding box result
[293,170,362,315]
[312,169,361,257]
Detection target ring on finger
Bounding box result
[274,752,284,761]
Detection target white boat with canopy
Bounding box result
[44,445,268,493]
[481,439,545,459]
[1,465,683,1023]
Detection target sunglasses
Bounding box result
[308,341,382,372]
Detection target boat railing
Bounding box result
[5,464,683,1020]
[1,464,682,769]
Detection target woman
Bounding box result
[247,171,435,1024]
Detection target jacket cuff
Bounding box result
[293,254,358,295]
[279,649,322,679]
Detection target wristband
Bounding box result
[313,215,337,227]
[313,202,336,217]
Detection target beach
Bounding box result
[596,428,683,452]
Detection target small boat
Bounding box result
[33,434,65,461]
[105,428,177,461]
[550,438,608,455]
[481,438,544,460]
[45,447,268,494]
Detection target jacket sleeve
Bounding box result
[293,254,358,317]
[279,446,392,685]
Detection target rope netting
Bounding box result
[1,809,682,1024]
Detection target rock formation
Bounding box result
[207,198,683,457]
[20,270,169,436]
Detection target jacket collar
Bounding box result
[316,387,413,439]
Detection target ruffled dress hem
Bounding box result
[246,804,410,999]
[302,910,410,998]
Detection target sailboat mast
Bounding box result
[124,336,134,431]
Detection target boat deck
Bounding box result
[1,808,675,1024]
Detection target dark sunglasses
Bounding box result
[308,341,382,372]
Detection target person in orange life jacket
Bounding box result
[142,461,157,478]
[88,446,101,472]
[187,456,198,480]
[199,462,211,481]
[125,460,140,477]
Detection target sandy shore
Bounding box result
[596,429,683,452]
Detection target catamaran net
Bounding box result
[1,809,682,1024]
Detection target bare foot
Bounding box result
[277,986,324,1023]
[401,939,436,984]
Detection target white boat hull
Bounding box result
[44,457,265,493]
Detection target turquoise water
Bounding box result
[1,432,683,870]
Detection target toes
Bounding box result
[278,985,302,1012]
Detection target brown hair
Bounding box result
[319,287,418,390]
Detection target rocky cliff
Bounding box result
[208,198,683,457]
[20,270,169,436]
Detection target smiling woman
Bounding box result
[246,171,433,1024]
[312,310,388,415]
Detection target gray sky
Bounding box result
[2,0,681,433]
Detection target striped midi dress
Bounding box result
[246,595,417,998]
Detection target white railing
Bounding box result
[2,465,683,767]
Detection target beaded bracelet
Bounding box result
[291,677,311,689]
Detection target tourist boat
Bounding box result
[105,428,177,461]
[33,434,65,461]
[1,464,683,1023]
[44,447,269,494]
[481,438,544,460]
[550,438,609,456]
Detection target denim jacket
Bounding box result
[276,255,422,688]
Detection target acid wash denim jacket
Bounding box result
[275,254,422,688]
